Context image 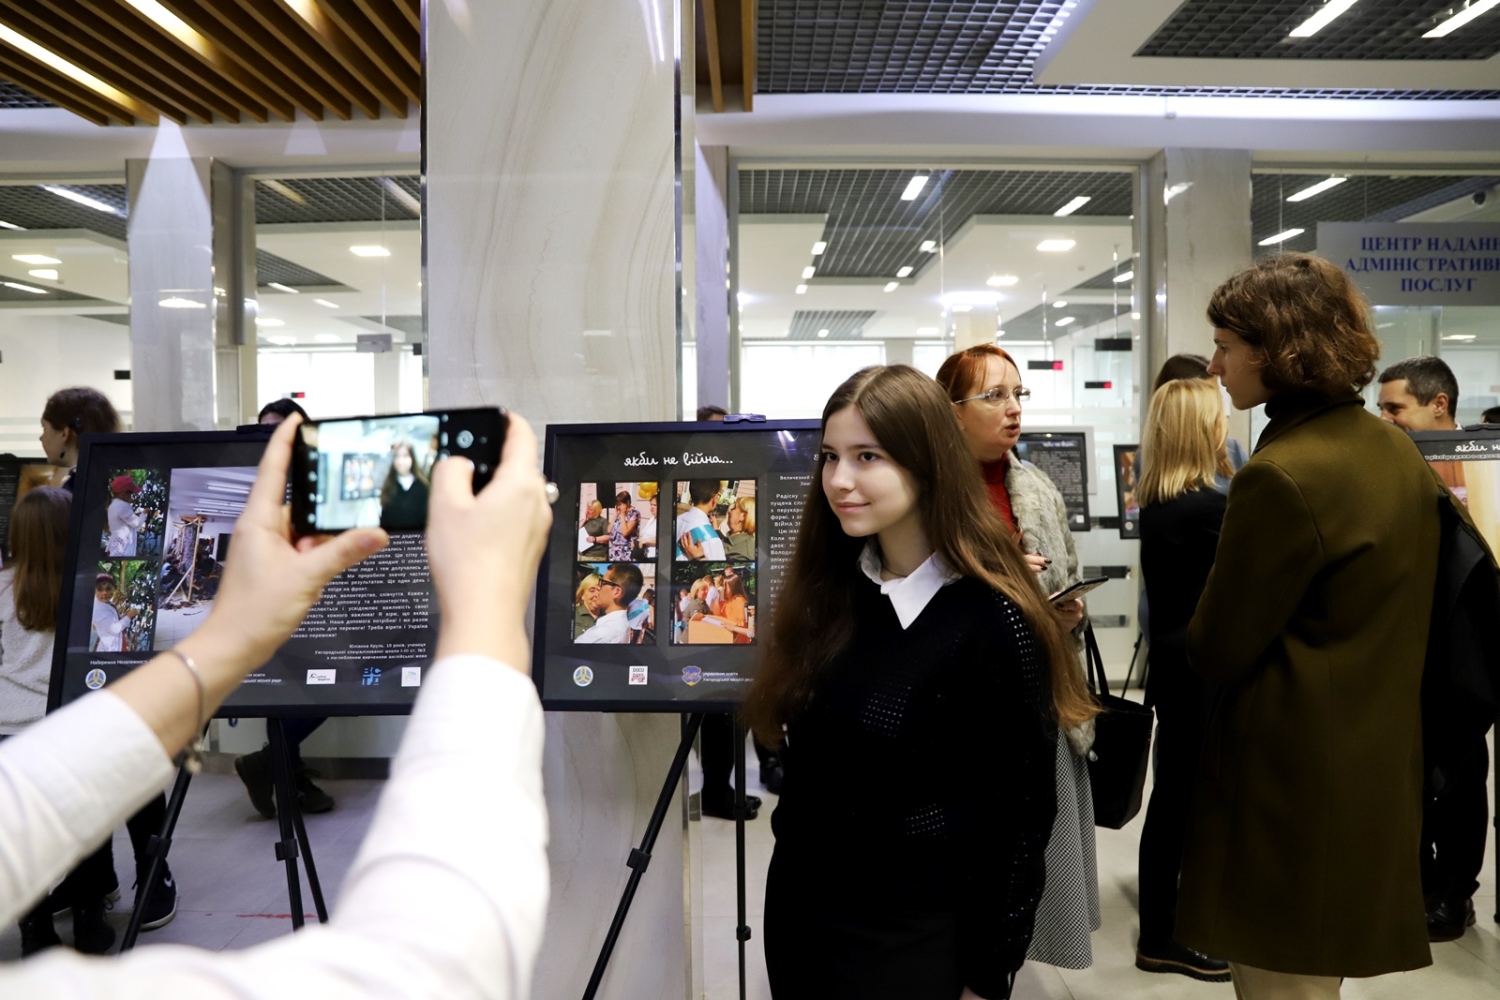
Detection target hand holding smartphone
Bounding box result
[1048,576,1109,605]
[290,407,508,535]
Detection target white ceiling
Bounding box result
[738,213,1134,340]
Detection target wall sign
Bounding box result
[1318,222,1500,306]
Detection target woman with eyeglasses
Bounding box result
[936,345,1101,972]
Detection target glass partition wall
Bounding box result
[1251,169,1500,431]
[252,173,426,420]
[730,163,1146,662]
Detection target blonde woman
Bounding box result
[1133,377,1233,983]
[574,572,601,639]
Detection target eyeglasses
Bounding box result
[955,386,1031,407]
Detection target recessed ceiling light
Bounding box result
[1424,0,1500,36]
[1258,228,1306,246]
[1113,270,1135,283]
[0,220,24,231]
[884,281,899,292]
[1037,239,1076,252]
[12,254,60,265]
[261,179,306,205]
[1285,177,1348,202]
[1442,334,1478,341]
[811,241,827,255]
[900,175,929,201]
[1052,300,1069,309]
[896,266,913,278]
[1289,0,1360,37]
[1054,316,1076,327]
[2,281,46,294]
[41,185,119,215]
[314,299,339,308]
[256,317,285,327]
[920,240,937,253]
[1132,311,1142,319]
[350,245,391,257]
[268,282,299,294]
[315,333,342,343]
[801,266,816,280]
[27,269,58,280]
[1053,196,1091,217]
[267,335,297,346]
[159,296,206,308]
[816,328,830,338]
[987,274,1020,287]
[795,284,808,294]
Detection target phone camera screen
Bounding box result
[305,415,441,531]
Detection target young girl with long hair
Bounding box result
[744,365,1095,1000]
[1132,378,1233,982]
[2,488,116,954]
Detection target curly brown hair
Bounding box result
[1206,253,1380,399]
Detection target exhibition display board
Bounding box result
[1016,430,1091,530]
[49,431,433,717]
[535,419,821,711]
[1415,428,1500,552]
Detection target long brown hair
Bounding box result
[8,487,71,632]
[743,365,1096,745]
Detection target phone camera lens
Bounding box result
[439,432,448,446]
[478,463,489,474]
[457,430,474,448]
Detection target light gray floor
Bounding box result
[4,739,1499,1000]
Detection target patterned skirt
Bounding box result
[1024,732,1101,969]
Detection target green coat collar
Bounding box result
[1255,392,1365,453]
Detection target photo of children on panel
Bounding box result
[674,479,756,562]
[574,561,656,644]
[92,560,155,652]
[671,561,755,645]
[575,482,658,564]
[100,468,166,559]
[1116,445,1141,539]
[154,466,255,650]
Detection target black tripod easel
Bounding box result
[119,717,328,951]
[581,712,753,1000]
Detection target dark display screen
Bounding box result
[49,431,432,717]
[535,420,821,711]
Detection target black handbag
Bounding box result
[1084,624,1154,830]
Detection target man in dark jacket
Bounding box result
[1378,356,1491,942]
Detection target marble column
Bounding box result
[425,1,687,998]
[695,143,731,412]
[1145,148,1253,443]
[211,161,257,428]
[127,123,217,432]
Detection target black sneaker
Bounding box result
[136,863,177,931]
[19,913,60,957]
[235,748,276,819]
[70,899,115,954]
[47,878,120,917]
[296,768,335,814]
[1135,938,1231,983]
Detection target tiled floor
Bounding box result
[0,769,384,961]
[5,739,1500,1000]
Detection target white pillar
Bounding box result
[425,1,687,997]
[127,123,216,432]
[695,143,731,412]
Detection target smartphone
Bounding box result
[289,407,507,534]
[1048,576,1110,605]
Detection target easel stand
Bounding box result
[119,718,328,952]
[581,713,754,1000]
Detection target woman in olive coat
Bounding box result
[1180,254,1442,996]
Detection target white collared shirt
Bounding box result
[576,608,630,644]
[858,543,961,630]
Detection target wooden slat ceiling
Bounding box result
[697,0,755,113]
[0,0,419,127]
